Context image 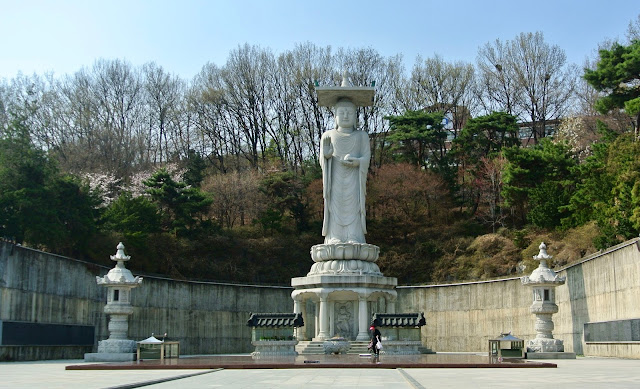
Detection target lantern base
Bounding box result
[84,339,137,362]
[526,337,575,358]
[84,352,136,362]
[526,351,576,359]
[527,337,564,353]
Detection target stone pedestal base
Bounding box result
[323,338,351,354]
[251,340,298,358]
[311,243,379,262]
[526,351,576,359]
[527,338,564,353]
[308,243,382,277]
[98,338,136,353]
[380,341,423,355]
[84,352,135,362]
[84,339,137,362]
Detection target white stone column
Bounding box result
[352,300,359,339]
[293,297,302,340]
[317,295,330,340]
[356,294,369,341]
[314,301,319,339]
[300,300,308,340]
[535,312,555,339]
[107,314,130,340]
[329,301,335,337]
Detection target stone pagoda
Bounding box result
[85,242,143,362]
[521,242,575,359]
[291,75,397,343]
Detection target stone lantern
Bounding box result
[521,242,575,359]
[85,242,143,362]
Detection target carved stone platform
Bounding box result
[380,341,424,355]
[311,243,379,262]
[84,339,137,362]
[526,351,576,359]
[527,337,565,353]
[84,352,136,362]
[308,243,382,276]
[251,340,299,358]
[323,338,351,354]
[308,259,382,276]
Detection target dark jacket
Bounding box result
[371,328,381,344]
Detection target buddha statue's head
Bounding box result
[335,99,356,130]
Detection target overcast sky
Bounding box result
[1,0,638,80]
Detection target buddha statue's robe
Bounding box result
[320,128,370,244]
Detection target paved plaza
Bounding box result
[1,356,639,389]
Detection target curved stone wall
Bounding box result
[2,238,639,360]
[0,242,293,360]
[396,238,640,356]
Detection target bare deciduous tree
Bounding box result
[189,63,234,173]
[202,170,264,228]
[221,44,276,169]
[143,62,186,164]
[627,14,640,41]
[475,156,506,232]
[408,55,476,138]
[289,42,335,167]
[477,32,576,143]
[476,39,522,116]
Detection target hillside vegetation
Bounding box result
[2,27,640,285]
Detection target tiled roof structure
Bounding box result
[490,332,523,341]
[371,313,426,328]
[246,313,304,328]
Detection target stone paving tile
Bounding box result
[150,368,410,389]
[0,360,205,389]
[1,357,640,389]
[404,358,640,389]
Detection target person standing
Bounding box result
[370,324,381,356]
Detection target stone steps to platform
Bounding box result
[296,341,434,355]
[296,341,324,355]
[348,342,373,354]
[419,346,435,354]
[296,341,375,355]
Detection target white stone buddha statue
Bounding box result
[320,98,370,244]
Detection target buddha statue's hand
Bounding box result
[342,154,360,167]
[322,136,333,159]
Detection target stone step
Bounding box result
[349,341,375,355]
[295,341,325,355]
[296,341,374,355]
[296,341,432,355]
